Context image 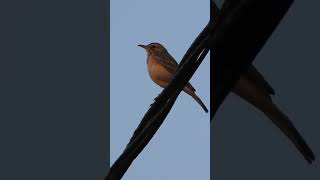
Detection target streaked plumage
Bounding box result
[139,43,208,113]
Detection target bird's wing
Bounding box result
[244,65,275,95]
[153,53,179,74]
[153,54,196,92]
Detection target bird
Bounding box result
[233,66,315,164]
[138,42,208,113]
[209,0,315,164]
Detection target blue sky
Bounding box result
[110,0,210,179]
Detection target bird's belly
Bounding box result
[147,59,173,88]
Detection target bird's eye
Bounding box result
[151,46,156,49]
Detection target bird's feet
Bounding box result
[150,94,161,107]
[153,94,160,102]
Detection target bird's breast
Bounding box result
[147,57,173,88]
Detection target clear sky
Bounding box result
[110,1,210,179]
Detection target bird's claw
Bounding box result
[153,96,159,102]
[150,94,161,107]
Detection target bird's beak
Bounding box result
[138,44,147,49]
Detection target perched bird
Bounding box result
[233,66,315,164]
[138,42,208,113]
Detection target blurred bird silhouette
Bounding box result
[234,66,315,163]
[138,42,208,113]
[210,0,315,164]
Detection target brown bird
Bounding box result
[138,42,208,113]
[233,66,315,164]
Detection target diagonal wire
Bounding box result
[105,16,214,180]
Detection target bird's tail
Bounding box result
[262,101,315,164]
[234,77,315,164]
[191,93,208,113]
[183,87,208,113]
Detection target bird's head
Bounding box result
[138,42,167,56]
